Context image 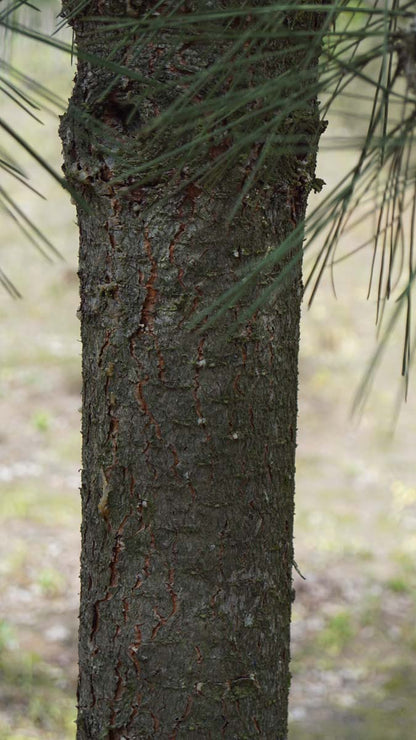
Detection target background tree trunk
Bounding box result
[60,2,322,736]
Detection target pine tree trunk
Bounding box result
[60,2,322,737]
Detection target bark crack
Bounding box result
[168,222,186,288]
[139,228,158,333]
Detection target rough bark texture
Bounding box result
[60,2,322,737]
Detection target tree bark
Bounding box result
[60,2,322,737]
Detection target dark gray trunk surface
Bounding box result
[60,3,322,737]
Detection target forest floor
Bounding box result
[1,13,416,739]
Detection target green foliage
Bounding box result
[387,576,411,593]
[0,620,18,652]
[36,566,66,595]
[317,610,355,654]
[2,0,416,388]
[0,641,76,738]
[0,483,80,523]
[31,409,51,432]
